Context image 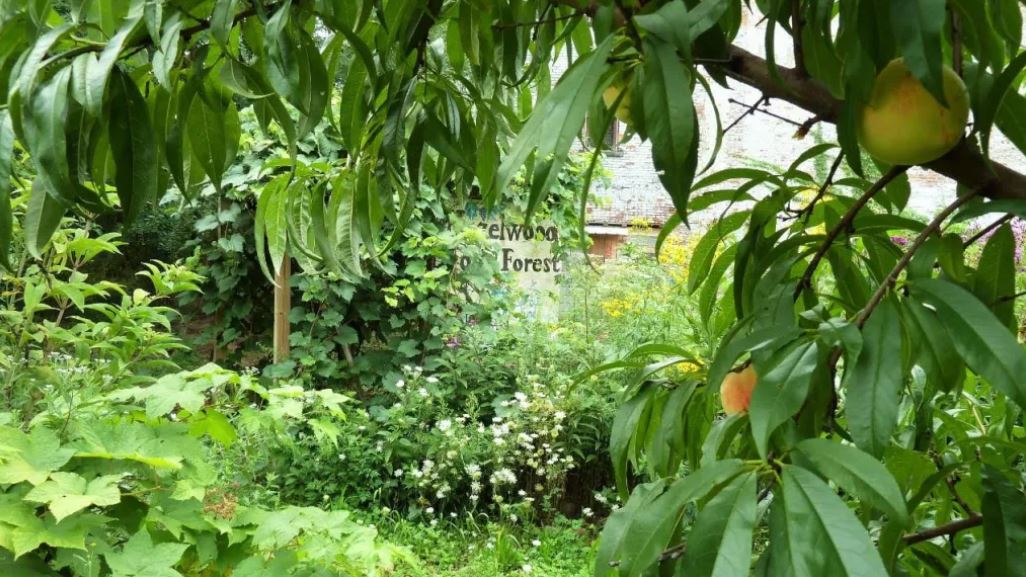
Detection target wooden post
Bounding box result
[273,257,291,363]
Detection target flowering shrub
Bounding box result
[250,364,602,522]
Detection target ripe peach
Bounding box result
[858,58,970,166]
[720,366,757,415]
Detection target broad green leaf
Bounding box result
[949,542,985,577]
[890,0,947,104]
[0,426,75,486]
[23,66,74,204]
[643,37,698,220]
[108,69,157,225]
[0,110,13,271]
[976,50,1026,157]
[9,512,102,558]
[23,178,69,258]
[779,465,889,577]
[750,340,820,458]
[973,223,1016,329]
[24,472,121,522]
[910,279,1026,410]
[104,529,187,577]
[152,14,183,88]
[186,93,240,193]
[610,384,653,498]
[680,472,757,577]
[603,460,746,577]
[689,211,750,293]
[494,35,613,210]
[210,0,237,48]
[594,480,667,577]
[295,28,330,136]
[844,297,902,457]
[793,438,908,525]
[85,16,141,116]
[982,465,1026,577]
[903,298,965,391]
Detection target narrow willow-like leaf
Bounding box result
[186,94,240,193]
[982,464,1026,577]
[793,438,909,525]
[780,465,889,577]
[910,279,1026,410]
[610,384,653,499]
[974,223,1016,329]
[24,179,68,258]
[85,16,141,116]
[0,110,14,270]
[890,0,947,104]
[679,472,757,577]
[107,70,157,225]
[845,296,902,457]
[23,67,74,205]
[750,340,820,457]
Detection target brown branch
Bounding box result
[854,189,978,328]
[723,96,770,134]
[715,46,1026,203]
[963,214,1013,247]
[799,151,844,223]
[793,165,909,300]
[791,0,806,78]
[903,515,982,545]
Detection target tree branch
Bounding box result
[903,515,982,545]
[799,151,844,223]
[854,189,978,327]
[793,165,909,300]
[964,214,1013,247]
[715,46,1026,203]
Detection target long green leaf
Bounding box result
[844,296,902,457]
[186,93,240,193]
[890,0,947,103]
[982,464,1026,577]
[974,223,1016,329]
[23,67,74,204]
[793,438,909,525]
[107,70,157,225]
[0,110,14,270]
[977,50,1026,158]
[779,465,889,577]
[909,278,1026,410]
[679,472,757,577]
[24,179,68,258]
[85,16,141,116]
[749,340,820,458]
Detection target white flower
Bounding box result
[426,507,435,514]
[338,454,346,461]
[595,493,608,504]
[436,489,447,499]
[510,514,519,522]
[582,507,594,517]
[394,469,404,477]
[437,419,452,432]
[418,387,429,397]
[395,379,405,389]
[518,490,527,497]
[450,512,457,518]
[521,564,533,574]
[514,392,528,402]
[431,519,438,526]
[426,376,439,384]
[554,410,566,420]
[531,539,541,548]
[382,506,392,514]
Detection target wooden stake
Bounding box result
[273,257,291,363]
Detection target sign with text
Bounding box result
[460,217,562,318]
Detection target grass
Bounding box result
[369,514,599,577]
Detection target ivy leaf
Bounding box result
[749,340,820,458]
[104,529,187,577]
[844,296,902,457]
[24,472,122,522]
[792,439,909,525]
[679,472,757,577]
[0,426,76,486]
[779,465,889,577]
[982,464,1026,577]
